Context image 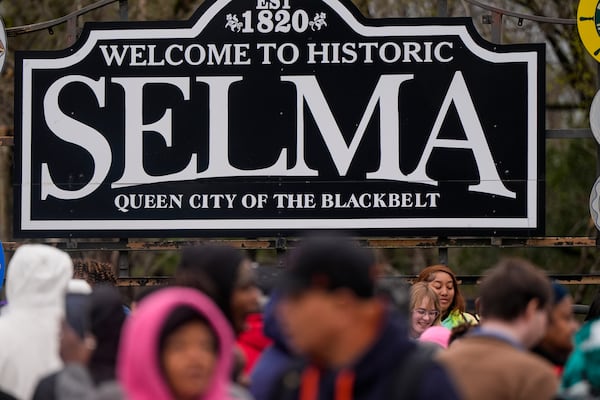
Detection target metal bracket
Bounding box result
[119,0,128,21]
[275,237,287,251]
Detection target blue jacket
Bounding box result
[250,292,298,400]
[266,310,460,400]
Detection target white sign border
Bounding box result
[19,0,541,232]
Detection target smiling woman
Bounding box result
[409,282,441,339]
[416,265,478,330]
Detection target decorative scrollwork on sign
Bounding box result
[309,12,327,31]
[225,14,244,32]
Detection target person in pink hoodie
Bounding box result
[118,287,236,400]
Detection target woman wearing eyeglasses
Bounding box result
[409,282,442,339]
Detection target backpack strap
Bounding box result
[388,343,437,399]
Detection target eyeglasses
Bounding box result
[414,308,440,319]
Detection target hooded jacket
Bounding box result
[117,287,236,400]
[0,244,73,400]
[250,292,297,400]
[268,310,460,400]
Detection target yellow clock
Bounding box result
[578,0,600,62]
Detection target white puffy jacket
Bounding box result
[0,244,72,399]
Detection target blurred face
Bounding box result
[231,260,260,333]
[542,296,578,353]
[428,272,455,312]
[59,320,95,365]
[410,297,440,338]
[278,290,339,359]
[161,321,217,400]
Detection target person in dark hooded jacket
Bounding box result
[250,291,296,400]
[269,234,460,400]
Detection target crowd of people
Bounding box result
[0,234,599,400]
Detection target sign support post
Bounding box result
[118,0,130,280]
[491,11,503,44]
[437,0,448,18]
[119,0,128,21]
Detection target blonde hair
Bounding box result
[410,282,442,325]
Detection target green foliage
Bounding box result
[547,139,597,236]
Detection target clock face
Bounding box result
[578,0,600,61]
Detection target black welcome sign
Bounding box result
[14,0,545,237]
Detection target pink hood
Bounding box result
[117,287,235,400]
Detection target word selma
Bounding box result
[113,192,441,212]
[41,70,515,202]
[98,41,454,67]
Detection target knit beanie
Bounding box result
[552,282,569,305]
